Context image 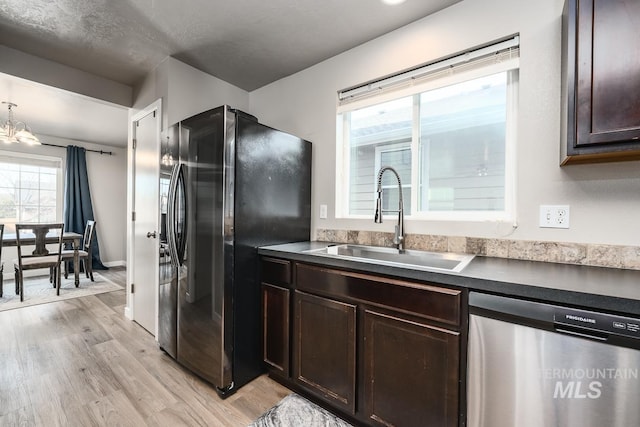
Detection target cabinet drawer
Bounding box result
[261,257,291,286]
[296,263,461,327]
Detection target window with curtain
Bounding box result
[336,36,519,221]
[0,151,63,233]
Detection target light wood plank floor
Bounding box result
[0,267,291,426]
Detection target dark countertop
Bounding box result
[258,241,640,317]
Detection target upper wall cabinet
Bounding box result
[561,0,640,165]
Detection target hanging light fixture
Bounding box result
[0,101,41,145]
[161,136,174,166]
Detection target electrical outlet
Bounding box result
[319,204,328,219]
[539,205,570,229]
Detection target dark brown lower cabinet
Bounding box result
[262,283,290,377]
[363,309,460,427]
[261,258,464,426]
[293,290,357,414]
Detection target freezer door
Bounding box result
[158,125,180,359]
[467,314,640,427]
[177,106,232,392]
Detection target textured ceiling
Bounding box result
[0,0,460,147]
[0,0,460,91]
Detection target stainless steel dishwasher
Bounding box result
[467,292,640,427]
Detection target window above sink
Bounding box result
[335,36,519,224]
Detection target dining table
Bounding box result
[2,230,84,287]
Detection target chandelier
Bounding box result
[0,102,40,145]
[161,136,174,166]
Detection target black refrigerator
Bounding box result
[158,105,311,397]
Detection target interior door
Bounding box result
[132,108,159,334]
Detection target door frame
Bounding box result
[125,99,162,332]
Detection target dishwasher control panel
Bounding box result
[554,307,640,340]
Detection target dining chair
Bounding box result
[0,224,4,298]
[14,223,64,302]
[61,220,96,282]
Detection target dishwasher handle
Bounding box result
[554,325,608,341]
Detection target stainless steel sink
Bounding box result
[304,244,475,273]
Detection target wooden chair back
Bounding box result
[15,223,65,269]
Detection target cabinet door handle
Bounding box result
[147,231,157,239]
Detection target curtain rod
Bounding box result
[41,142,113,155]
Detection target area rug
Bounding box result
[0,272,122,311]
[249,393,354,427]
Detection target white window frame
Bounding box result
[0,150,64,231]
[336,37,519,223]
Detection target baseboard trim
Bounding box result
[104,260,126,268]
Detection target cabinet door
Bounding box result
[262,283,290,377]
[294,290,357,414]
[563,0,640,163]
[363,309,459,427]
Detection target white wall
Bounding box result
[1,137,127,268]
[249,0,640,246]
[132,57,249,129]
[166,58,249,125]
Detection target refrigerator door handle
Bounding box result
[166,163,180,268]
[174,163,187,265]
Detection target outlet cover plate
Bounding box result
[319,204,328,219]
[539,205,570,229]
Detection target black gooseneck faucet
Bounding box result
[374,166,405,252]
